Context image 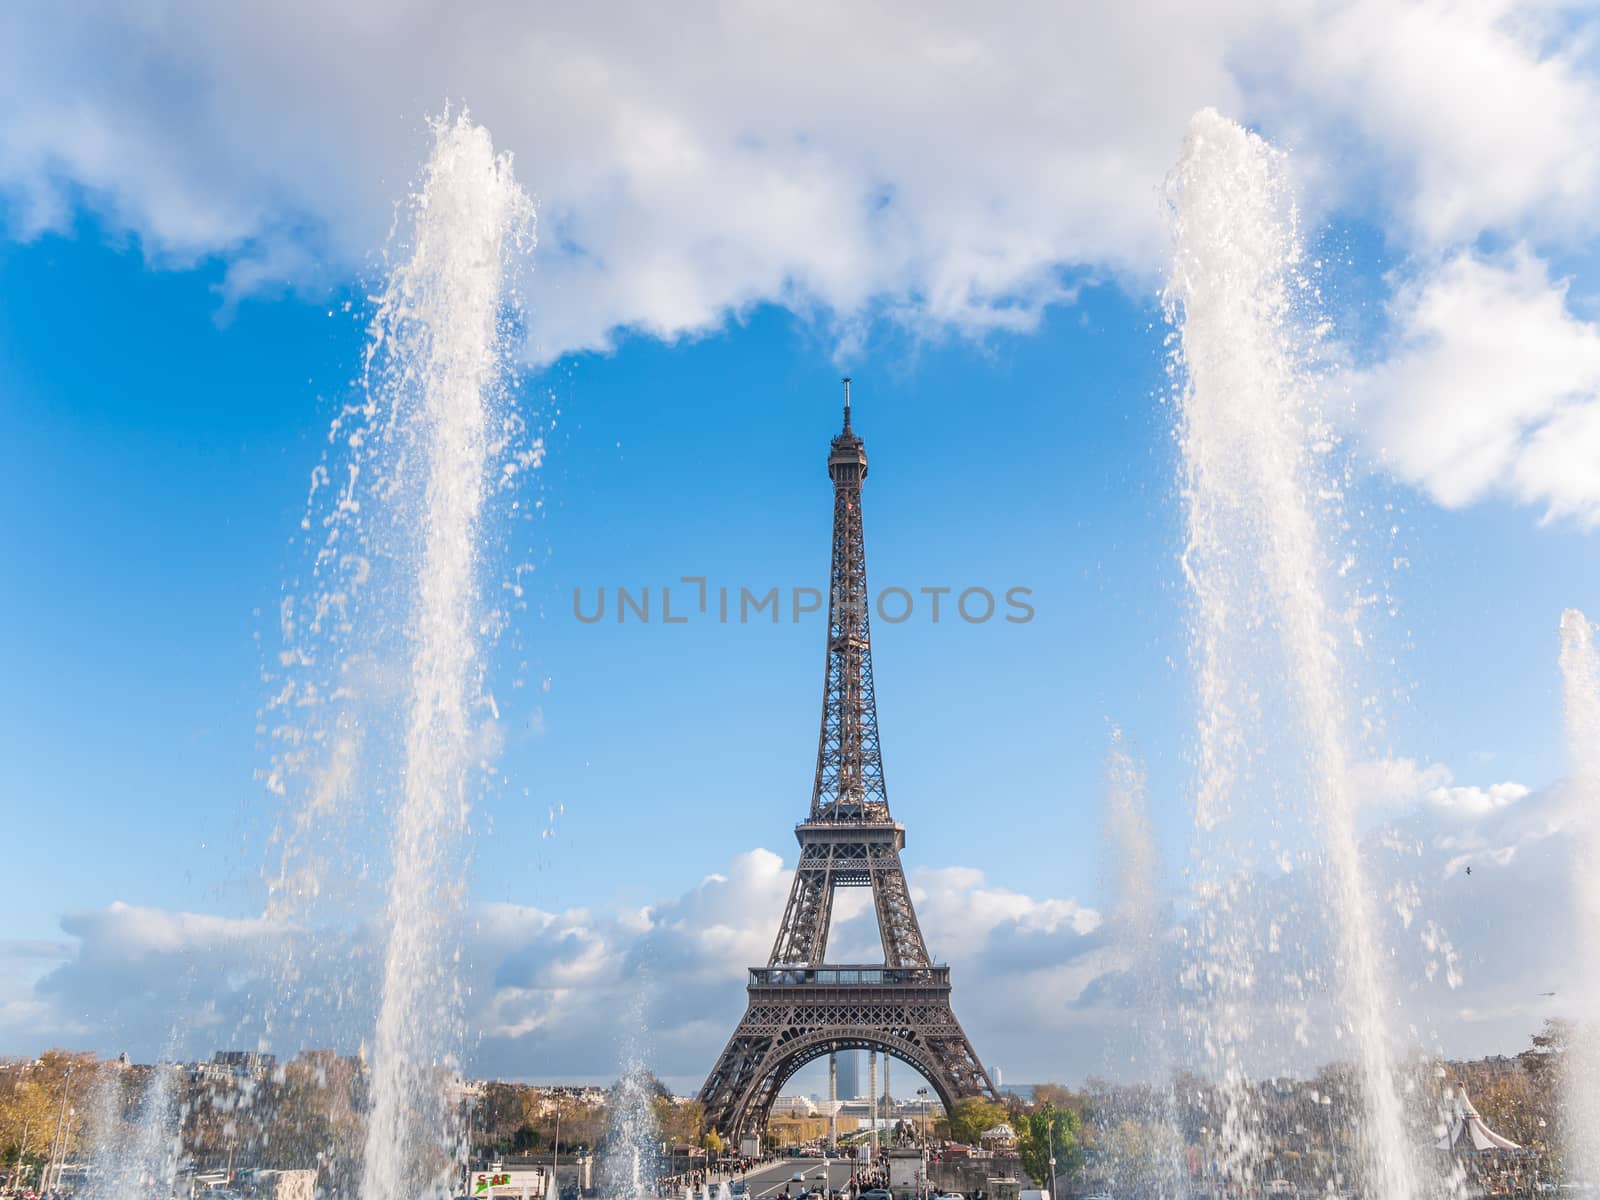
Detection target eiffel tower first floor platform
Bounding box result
[698,963,998,1138]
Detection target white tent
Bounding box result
[1436,1083,1522,1153]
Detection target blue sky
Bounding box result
[5,3,1600,1089]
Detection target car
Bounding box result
[814,1170,829,1180]
[731,1186,749,1197]
[940,1193,966,1200]
[861,1190,893,1200]
[793,1173,808,1183]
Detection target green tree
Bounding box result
[1018,1103,1084,1189]
[948,1097,1010,1146]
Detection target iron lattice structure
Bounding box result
[699,381,996,1138]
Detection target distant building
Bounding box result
[194,1050,278,1081]
[837,1051,861,1101]
[1449,1054,1523,1080]
[773,1095,818,1116]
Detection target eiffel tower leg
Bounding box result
[770,848,836,965]
[869,857,930,969]
[700,1018,773,1140]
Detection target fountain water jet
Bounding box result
[1164,108,1421,1200]
[1101,729,1185,1200]
[1559,610,1600,1183]
[356,111,534,1200]
[601,1063,660,1200]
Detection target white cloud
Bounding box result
[1427,781,1534,821]
[0,849,1104,1087]
[1240,0,1600,247]
[1348,756,1455,811]
[2,2,1597,370]
[1350,246,1600,525]
[7,781,1597,1088]
[9,3,1600,528]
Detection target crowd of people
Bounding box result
[655,1158,893,1200]
[655,1154,770,1197]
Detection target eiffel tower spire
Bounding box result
[812,376,888,823]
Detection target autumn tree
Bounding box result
[1030,1085,1086,1116]
[0,1051,104,1186]
[651,1097,705,1146]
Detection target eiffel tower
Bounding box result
[698,380,997,1139]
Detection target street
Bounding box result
[734,1158,863,1200]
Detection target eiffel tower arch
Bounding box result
[699,380,997,1139]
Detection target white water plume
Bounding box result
[1164,108,1421,1200]
[1560,609,1600,1184]
[356,111,534,1200]
[83,1062,180,1200]
[601,1065,660,1200]
[1101,729,1185,1200]
[600,992,664,1200]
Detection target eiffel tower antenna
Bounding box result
[698,381,995,1143]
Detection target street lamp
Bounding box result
[552,1099,563,1200]
[1046,1117,1057,1200]
[44,1065,75,1196]
[915,1088,931,1200]
[1320,1095,1338,1183]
